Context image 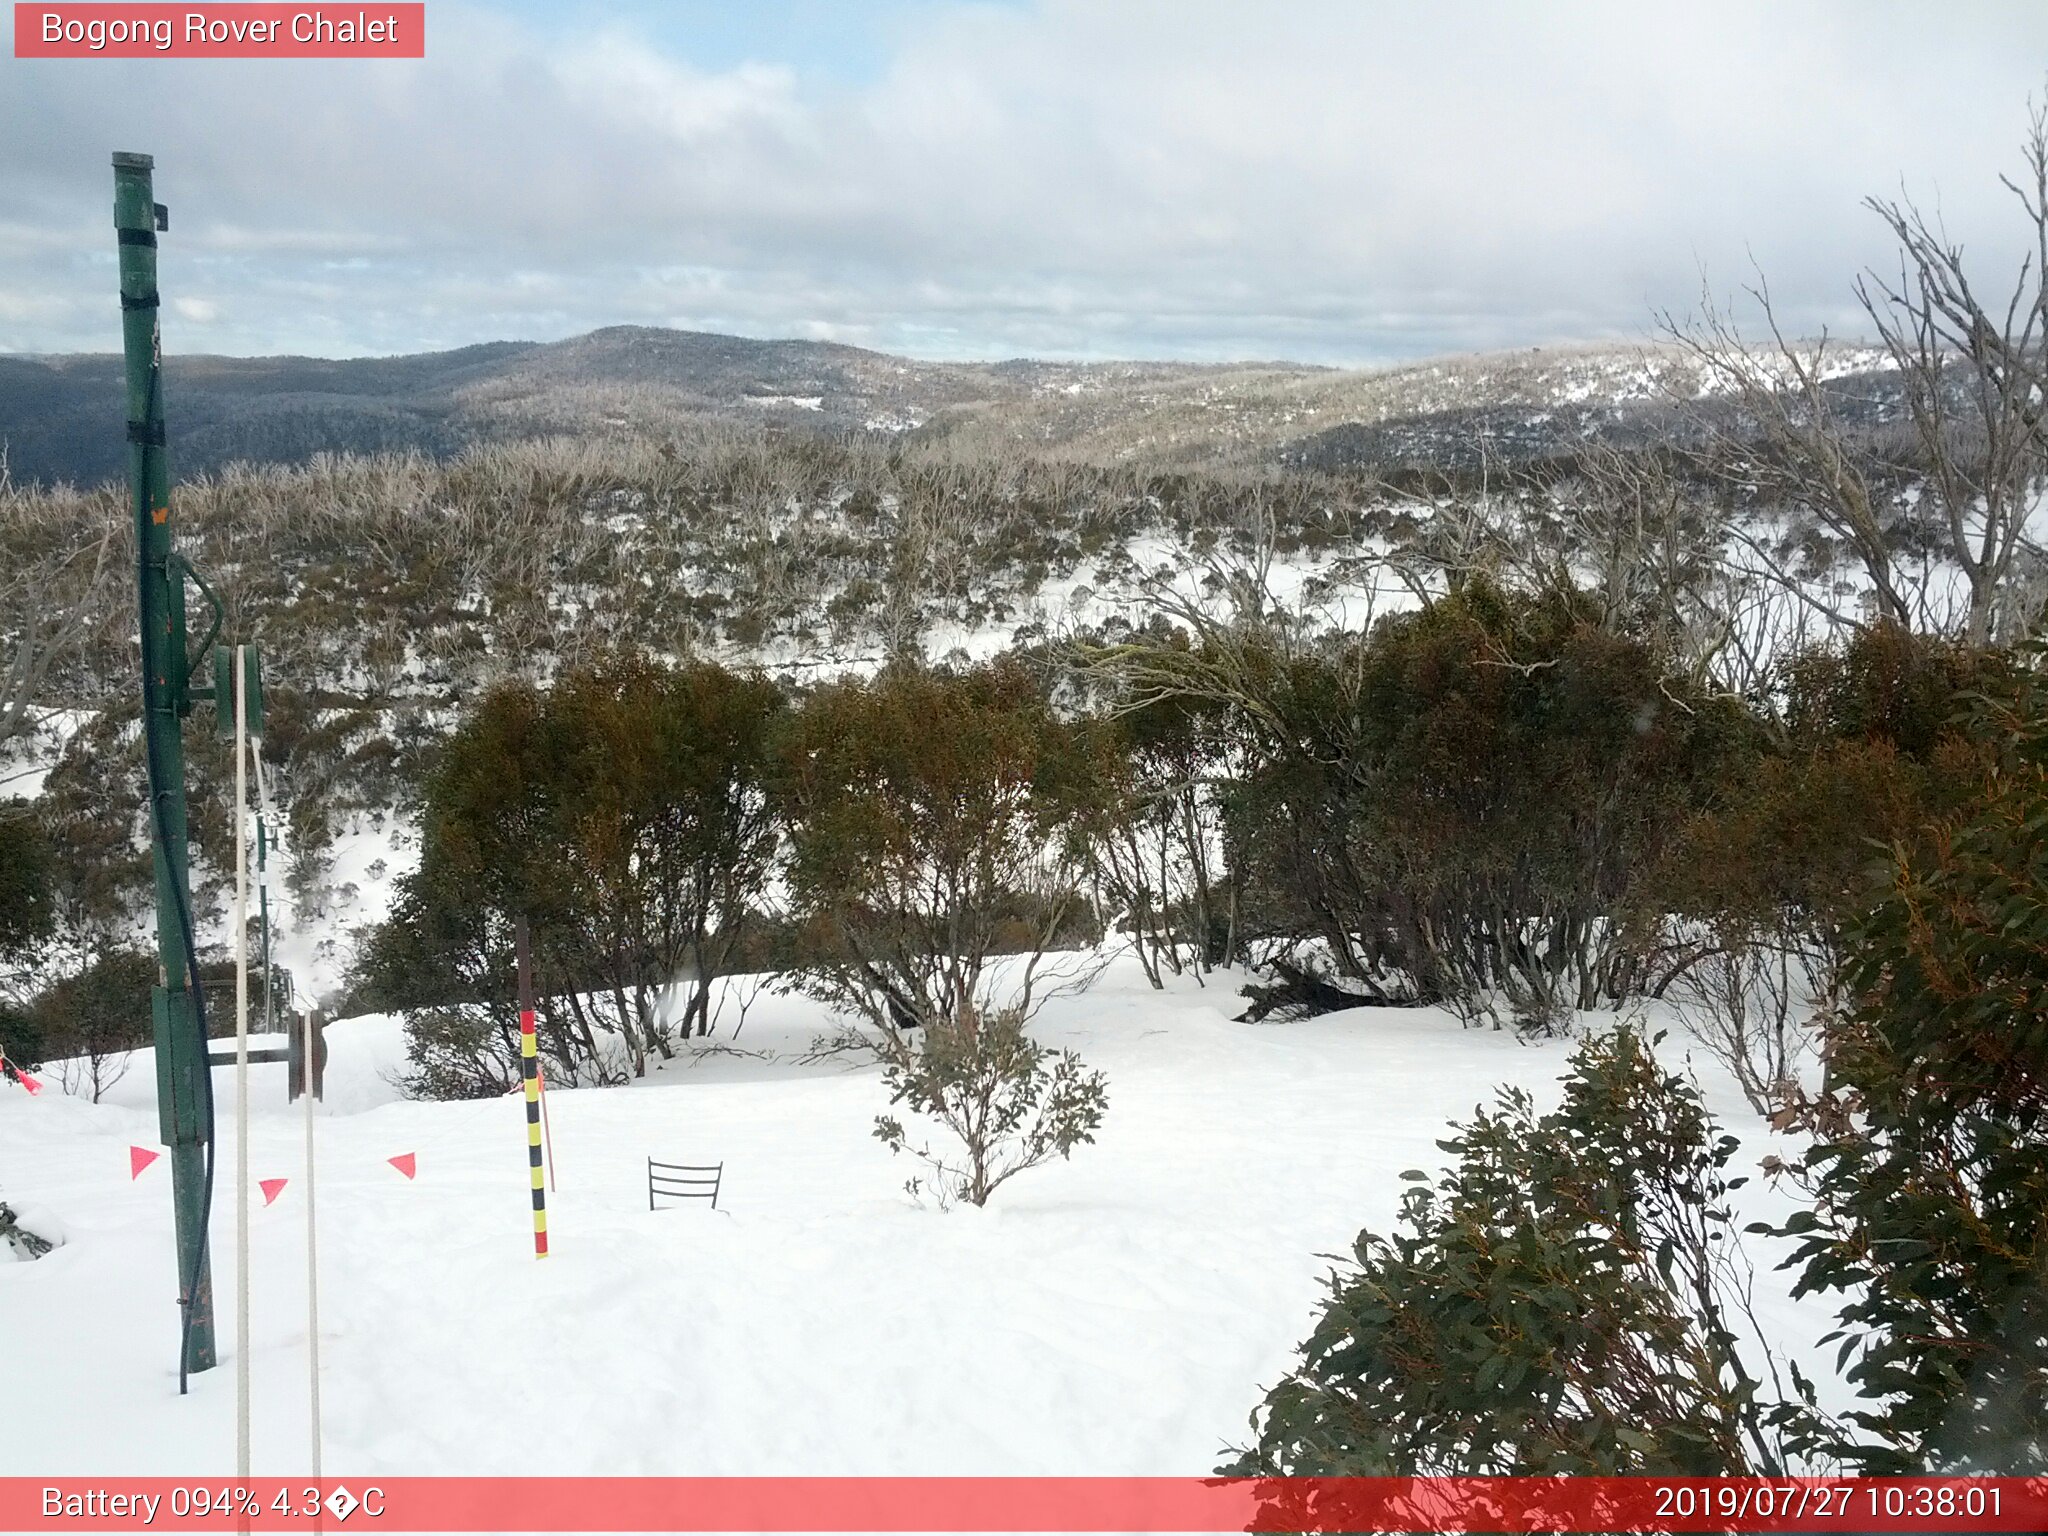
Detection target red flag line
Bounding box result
[122,1148,416,1184]
[0,1044,41,1095]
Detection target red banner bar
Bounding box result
[5,1478,2048,1533]
[13,5,425,58]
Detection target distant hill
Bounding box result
[0,324,1903,488]
[0,341,532,488]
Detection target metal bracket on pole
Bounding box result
[213,644,263,738]
[288,1010,327,1103]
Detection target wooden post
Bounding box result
[303,1007,323,1476]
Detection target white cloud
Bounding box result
[0,0,2043,361]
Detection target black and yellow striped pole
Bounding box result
[515,918,549,1258]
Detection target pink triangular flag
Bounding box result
[388,1152,417,1180]
[260,1178,288,1207]
[130,1145,161,1179]
[17,1071,41,1096]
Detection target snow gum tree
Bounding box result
[541,652,784,1056]
[1112,579,1748,1024]
[0,803,53,1001]
[776,658,1113,1207]
[775,657,1102,1033]
[1076,687,1232,987]
[1664,100,2048,647]
[1653,625,2007,1113]
[367,650,783,1089]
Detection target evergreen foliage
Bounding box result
[1661,625,2004,951]
[0,803,54,969]
[0,1005,39,1080]
[872,1003,1109,1208]
[1210,581,1747,1024]
[1652,625,2002,1114]
[1223,1025,1821,1477]
[363,650,783,1088]
[777,658,1101,1032]
[1077,688,1231,986]
[28,947,153,1102]
[1768,648,2048,1472]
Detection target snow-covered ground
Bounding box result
[0,956,1841,1478]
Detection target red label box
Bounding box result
[13,4,425,58]
[4,1477,2048,1533]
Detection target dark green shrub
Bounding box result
[1660,625,2004,952]
[1224,1025,1820,1476]
[1215,582,1748,1023]
[0,1005,41,1079]
[1769,651,2048,1471]
[1077,687,1231,986]
[358,650,783,1091]
[0,804,54,967]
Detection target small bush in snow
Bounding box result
[871,1004,1108,1209]
[1667,936,1824,1118]
[32,947,152,1103]
[396,1006,524,1101]
[0,1200,58,1261]
[1223,1024,1825,1478]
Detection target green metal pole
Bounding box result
[115,150,216,1377]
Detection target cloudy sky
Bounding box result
[1,0,2043,365]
